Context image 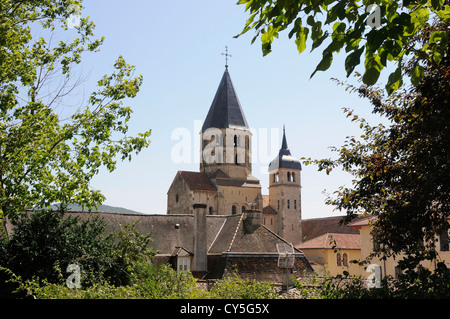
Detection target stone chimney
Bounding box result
[243,208,261,234]
[192,204,207,273]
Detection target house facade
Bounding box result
[349,216,450,279]
[296,233,361,277]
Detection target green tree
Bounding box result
[209,272,278,299]
[238,0,449,279]
[236,0,449,94]
[305,31,449,273]
[0,209,117,296]
[0,0,151,229]
[0,208,156,297]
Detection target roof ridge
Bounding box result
[227,214,245,252]
[208,218,227,253]
[259,224,303,253]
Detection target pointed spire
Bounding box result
[201,68,249,132]
[268,126,302,172]
[281,124,288,150]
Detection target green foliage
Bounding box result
[208,272,278,299]
[131,263,202,299]
[294,262,450,299]
[236,0,449,94]
[0,209,157,297]
[0,209,279,299]
[302,28,449,273]
[0,0,151,227]
[107,221,155,286]
[0,210,116,288]
[7,263,201,299]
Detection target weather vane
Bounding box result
[221,46,232,68]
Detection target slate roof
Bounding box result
[268,127,302,172]
[63,212,226,255]
[56,212,302,256]
[207,214,299,255]
[7,210,314,280]
[201,68,249,132]
[178,171,216,191]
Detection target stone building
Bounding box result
[167,67,303,245]
[54,206,313,281]
[6,66,314,283]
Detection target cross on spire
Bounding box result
[221,46,232,68]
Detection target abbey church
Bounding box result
[167,66,303,245]
[11,66,317,281]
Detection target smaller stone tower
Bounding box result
[268,127,302,245]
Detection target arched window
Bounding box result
[232,205,237,215]
[242,206,246,213]
[287,172,291,181]
[234,135,238,147]
[209,207,213,215]
[336,253,342,267]
[342,253,348,267]
[292,172,296,182]
[175,194,179,203]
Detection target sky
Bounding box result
[66,1,389,219]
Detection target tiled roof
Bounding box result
[210,169,229,179]
[301,215,360,242]
[348,215,377,228]
[296,233,361,250]
[178,171,216,191]
[263,205,277,215]
[262,195,277,215]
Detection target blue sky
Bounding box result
[72,1,388,219]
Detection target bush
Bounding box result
[0,209,157,297]
[7,262,201,299]
[132,263,202,299]
[294,263,450,299]
[208,272,278,299]
[0,210,119,294]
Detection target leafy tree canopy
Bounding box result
[0,0,151,226]
[236,0,449,94]
[305,35,449,269]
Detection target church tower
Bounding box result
[268,127,302,245]
[167,64,262,216]
[200,67,252,180]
